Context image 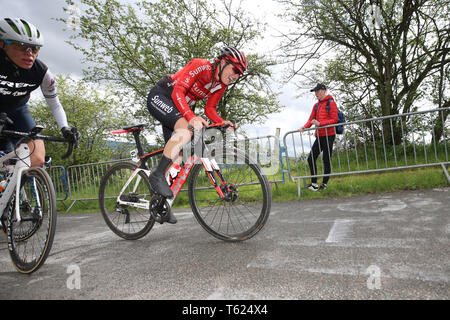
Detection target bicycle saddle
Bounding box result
[122,124,147,131]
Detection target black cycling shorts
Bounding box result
[0,104,37,152]
[147,76,183,143]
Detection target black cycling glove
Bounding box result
[61,126,80,145]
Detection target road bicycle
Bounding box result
[0,113,77,274]
[99,122,271,242]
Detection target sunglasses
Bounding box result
[232,64,244,76]
[3,39,40,54]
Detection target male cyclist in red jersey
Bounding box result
[147,46,247,223]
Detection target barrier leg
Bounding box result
[441,163,450,184]
[66,200,77,213]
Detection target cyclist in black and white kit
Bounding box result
[0,17,79,166]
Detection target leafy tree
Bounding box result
[60,0,283,137]
[29,75,132,166]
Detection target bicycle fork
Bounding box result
[13,144,34,223]
[200,157,227,199]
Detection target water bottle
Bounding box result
[0,179,8,194]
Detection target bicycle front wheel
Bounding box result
[99,162,155,240]
[7,167,57,274]
[188,148,271,242]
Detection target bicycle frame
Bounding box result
[113,125,230,209]
[115,151,228,209]
[0,143,35,223]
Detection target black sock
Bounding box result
[154,155,172,176]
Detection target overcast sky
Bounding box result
[1,0,317,140]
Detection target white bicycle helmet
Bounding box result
[0,17,44,47]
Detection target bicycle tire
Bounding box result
[7,167,57,274]
[99,162,155,240]
[188,148,271,242]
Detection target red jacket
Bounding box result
[304,95,339,137]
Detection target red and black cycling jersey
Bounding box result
[169,58,226,123]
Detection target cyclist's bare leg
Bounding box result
[163,118,192,161]
[28,139,45,167]
[148,118,192,200]
[150,115,207,199]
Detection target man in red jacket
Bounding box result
[299,83,338,191]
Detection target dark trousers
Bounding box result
[307,135,335,184]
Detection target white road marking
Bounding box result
[337,199,406,213]
[325,219,354,243]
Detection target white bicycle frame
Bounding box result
[116,167,151,210]
[0,143,34,223]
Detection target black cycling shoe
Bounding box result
[148,171,174,199]
[166,208,177,224]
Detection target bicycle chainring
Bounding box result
[149,195,171,224]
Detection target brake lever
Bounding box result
[71,127,80,149]
[62,127,80,159]
[62,141,74,159]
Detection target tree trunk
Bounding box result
[433,100,450,143]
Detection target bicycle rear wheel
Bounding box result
[188,148,271,242]
[99,162,155,240]
[7,167,57,274]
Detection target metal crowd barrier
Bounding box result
[232,134,284,185]
[53,134,283,212]
[48,165,68,201]
[49,108,449,210]
[63,156,161,212]
[283,107,450,196]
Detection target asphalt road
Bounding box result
[1,187,449,300]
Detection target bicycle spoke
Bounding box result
[189,149,271,242]
[7,168,57,274]
[99,162,154,240]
